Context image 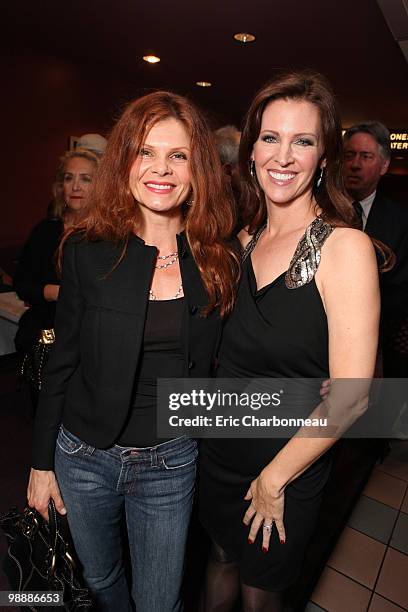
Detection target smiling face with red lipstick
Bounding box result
[252,98,324,209]
[129,117,192,218]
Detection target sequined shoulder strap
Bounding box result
[241,224,266,263]
[285,217,334,289]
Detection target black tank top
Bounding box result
[117,298,185,446]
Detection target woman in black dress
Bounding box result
[199,71,380,611]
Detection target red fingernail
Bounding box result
[248,538,253,545]
[262,546,268,554]
[280,539,285,545]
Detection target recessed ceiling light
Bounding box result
[196,81,212,87]
[143,55,160,64]
[234,32,256,43]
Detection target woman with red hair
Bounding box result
[27,91,239,612]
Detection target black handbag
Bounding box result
[0,500,93,611]
[20,329,55,392]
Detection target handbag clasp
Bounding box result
[39,329,55,345]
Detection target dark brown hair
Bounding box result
[62,91,239,315]
[239,70,394,270]
[239,70,355,232]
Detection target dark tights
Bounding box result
[201,540,284,612]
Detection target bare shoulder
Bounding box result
[316,227,380,322]
[238,226,252,248]
[316,227,378,297]
[321,227,376,269]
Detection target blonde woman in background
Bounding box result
[14,149,99,403]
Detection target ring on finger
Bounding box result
[263,523,273,533]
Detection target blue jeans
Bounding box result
[55,427,197,612]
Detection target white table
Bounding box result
[0,292,28,355]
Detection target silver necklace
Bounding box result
[157,251,177,260]
[155,252,179,270]
[149,284,183,301]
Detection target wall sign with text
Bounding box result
[390,132,408,150]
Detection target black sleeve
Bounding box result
[32,237,85,470]
[14,220,60,305]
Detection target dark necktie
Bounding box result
[352,201,364,230]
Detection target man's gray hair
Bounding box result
[343,121,391,161]
[214,125,241,165]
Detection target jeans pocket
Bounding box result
[161,442,198,470]
[56,427,84,455]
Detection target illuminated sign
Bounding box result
[342,130,408,151]
[390,132,408,150]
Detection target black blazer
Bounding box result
[32,233,222,470]
[364,192,408,335]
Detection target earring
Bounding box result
[316,167,324,188]
[185,196,194,207]
[249,159,256,179]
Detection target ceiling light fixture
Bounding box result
[196,81,212,87]
[143,55,160,64]
[234,32,256,43]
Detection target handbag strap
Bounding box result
[47,500,59,573]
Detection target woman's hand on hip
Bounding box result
[243,467,286,552]
[27,468,66,521]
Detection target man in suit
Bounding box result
[343,122,408,436]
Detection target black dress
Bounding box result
[199,217,334,591]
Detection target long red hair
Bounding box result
[62,91,240,315]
